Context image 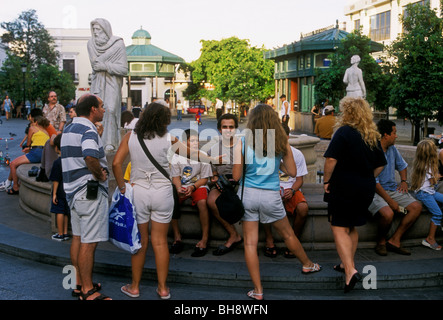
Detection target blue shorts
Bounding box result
[25,147,43,163]
[4,105,11,113]
[51,197,71,215]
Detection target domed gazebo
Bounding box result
[125,27,185,108]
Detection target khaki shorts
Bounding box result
[368,190,417,216]
[70,188,109,243]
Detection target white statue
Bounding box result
[343,55,366,99]
[88,18,128,152]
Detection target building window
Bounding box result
[305,55,311,69]
[130,62,155,73]
[299,56,304,70]
[370,10,391,41]
[160,64,174,73]
[288,59,297,71]
[63,59,76,81]
[354,19,361,31]
[314,53,332,68]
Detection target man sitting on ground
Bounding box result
[314,105,335,140]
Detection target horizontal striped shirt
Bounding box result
[61,117,108,202]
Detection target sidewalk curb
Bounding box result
[1,224,442,291]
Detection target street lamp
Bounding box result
[21,63,26,111]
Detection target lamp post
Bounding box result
[21,63,26,112]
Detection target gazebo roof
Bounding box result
[264,24,383,60]
[126,28,185,64]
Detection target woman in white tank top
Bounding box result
[113,102,223,300]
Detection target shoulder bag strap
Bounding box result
[241,139,246,200]
[137,133,171,181]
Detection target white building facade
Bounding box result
[48,27,190,108]
[344,0,441,46]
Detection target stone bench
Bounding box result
[17,163,439,250]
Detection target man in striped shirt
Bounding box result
[61,94,111,300]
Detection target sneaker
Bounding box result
[51,233,65,241]
[63,234,71,241]
[3,179,11,189]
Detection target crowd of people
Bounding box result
[2,92,443,300]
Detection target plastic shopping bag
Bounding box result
[108,184,141,254]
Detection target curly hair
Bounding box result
[134,102,171,139]
[335,97,380,149]
[411,138,439,191]
[246,104,288,157]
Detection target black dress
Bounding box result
[324,125,386,227]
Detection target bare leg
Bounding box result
[151,220,170,296]
[196,199,210,248]
[242,220,262,294]
[331,225,358,284]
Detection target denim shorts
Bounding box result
[239,186,286,223]
[25,147,43,163]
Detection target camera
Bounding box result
[216,174,233,192]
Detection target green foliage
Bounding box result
[190,37,274,104]
[1,9,58,69]
[386,3,443,128]
[0,10,75,105]
[314,29,391,109]
[32,64,76,106]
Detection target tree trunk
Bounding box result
[413,120,421,146]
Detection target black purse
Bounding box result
[215,143,246,225]
[137,133,181,219]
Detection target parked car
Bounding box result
[187,105,207,114]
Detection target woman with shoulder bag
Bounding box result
[113,102,222,299]
[232,104,321,300]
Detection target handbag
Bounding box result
[215,142,246,225]
[108,183,142,254]
[137,133,181,219]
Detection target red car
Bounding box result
[187,105,206,114]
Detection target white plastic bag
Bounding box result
[108,184,141,254]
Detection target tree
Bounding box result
[0,10,75,105]
[314,29,391,109]
[1,9,58,69]
[191,37,274,105]
[386,2,443,145]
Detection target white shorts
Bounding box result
[70,188,109,243]
[239,186,286,223]
[133,183,174,224]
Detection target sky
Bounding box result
[0,0,350,62]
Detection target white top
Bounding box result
[280,100,289,117]
[128,131,173,186]
[279,146,308,190]
[419,171,435,194]
[124,118,138,130]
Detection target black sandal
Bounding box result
[169,240,184,254]
[264,246,278,258]
[72,283,102,297]
[78,287,110,300]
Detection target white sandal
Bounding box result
[247,290,264,300]
[301,263,322,274]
